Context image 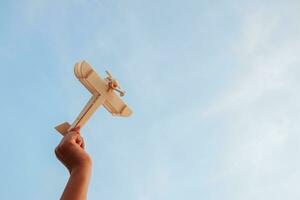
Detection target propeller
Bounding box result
[105,70,125,97]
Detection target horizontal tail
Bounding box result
[55,122,71,136]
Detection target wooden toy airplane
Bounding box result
[55,61,132,135]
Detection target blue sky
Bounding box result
[0,0,300,200]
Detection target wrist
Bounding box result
[71,162,92,177]
[61,163,92,200]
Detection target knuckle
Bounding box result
[54,147,60,157]
[60,141,73,149]
[54,146,60,153]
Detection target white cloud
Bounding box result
[204,3,300,200]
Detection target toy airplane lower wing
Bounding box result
[55,61,132,135]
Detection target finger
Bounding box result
[55,147,64,163]
[61,131,77,143]
[76,136,85,149]
[75,136,83,146]
[80,137,85,149]
[70,126,81,134]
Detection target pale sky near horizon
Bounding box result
[1,1,300,200]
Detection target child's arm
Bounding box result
[55,127,92,200]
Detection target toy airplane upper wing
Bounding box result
[55,61,132,135]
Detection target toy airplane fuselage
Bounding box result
[55,61,132,135]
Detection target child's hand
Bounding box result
[55,127,92,174]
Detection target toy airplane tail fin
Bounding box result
[55,122,71,136]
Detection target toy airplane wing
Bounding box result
[104,91,132,116]
[74,61,132,116]
[55,61,132,135]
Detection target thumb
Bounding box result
[70,126,81,134]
